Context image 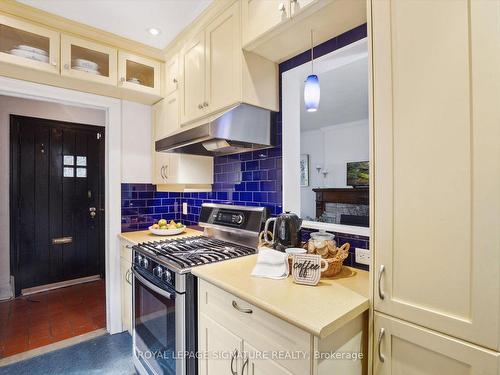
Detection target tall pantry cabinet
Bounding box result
[370,0,500,374]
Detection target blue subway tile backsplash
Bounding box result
[122,23,369,270]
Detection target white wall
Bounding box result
[300,119,369,219]
[121,100,152,183]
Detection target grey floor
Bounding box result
[0,332,135,375]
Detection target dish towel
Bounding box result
[251,248,289,279]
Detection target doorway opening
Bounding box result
[2,108,106,358]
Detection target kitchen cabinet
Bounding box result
[152,98,213,189]
[180,1,278,126]
[61,34,117,86]
[199,314,243,375]
[241,0,290,46]
[198,279,366,375]
[373,313,500,375]
[120,240,133,334]
[372,0,500,351]
[0,13,59,74]
[164,53,179,95]
[180,31,206,123]
[205,1,242,114]
[118,51,162,96]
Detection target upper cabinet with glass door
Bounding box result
[61,35,117,86]
[0,14,59,74]
[118,51,162,96]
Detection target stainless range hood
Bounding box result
[155,103,275,157]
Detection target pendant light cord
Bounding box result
[310,30,314,74]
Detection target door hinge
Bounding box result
[97,132,102,140]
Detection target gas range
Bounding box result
[133,236,256,275]
[131,203,267,375]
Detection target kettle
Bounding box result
[263,211,302,252]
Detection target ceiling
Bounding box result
[301,56,368,131]
[17,0,212,49]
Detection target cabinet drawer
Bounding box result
[199,280,311,374]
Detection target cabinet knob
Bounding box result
[51,61,57,67]
[120,77,125,83]
[278,2,286,12]
[64,63,69,70]
[173,78,178,84]
[203,102,209,108]
[198,104,203,109]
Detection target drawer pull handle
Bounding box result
[230,349,238,375]
[232,300,252,314]
[378,264,385,300]
[52,237,72,245]
[377,328,386,363]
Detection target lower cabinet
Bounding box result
[120,240,133,334]
[373,312,500,375]
[198,279,367,375]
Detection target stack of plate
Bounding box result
[127,77,141,84]
[9,45,49,63]
[72,58,101,75]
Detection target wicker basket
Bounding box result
[304,242,350,278]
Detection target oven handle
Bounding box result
[132,267,175,300]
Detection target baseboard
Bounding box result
[21,275,101,296]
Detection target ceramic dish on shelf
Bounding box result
[9,48,49,63]
[127,77,141,84]
[148,225,186,236]
[16,45,48,56]
[72,58,99,71]
[72,66,102,75]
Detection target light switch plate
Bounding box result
[355,248,370,266]
[182,202,188,215]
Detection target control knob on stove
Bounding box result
[153,265,163,278]
[142,257,149,268]
[164,269,172,283]
[135,254,143,265]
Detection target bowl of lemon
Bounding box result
[149,219,186,236]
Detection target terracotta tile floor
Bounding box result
[0,279,105,359]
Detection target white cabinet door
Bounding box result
[118,51,162,96]
[241,0,290,46]
[180,31,206,124]
[152,99,171,185]
[372,0,500,350]
[199,313,243,375]
[205,1,241,114]
[0,13,60,74]
[61,34,117,86]
[165,53,179,95]
[120,251,132,334]
[242,341,293,375]
[374,313,500,375]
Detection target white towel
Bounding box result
[251,248,289,279]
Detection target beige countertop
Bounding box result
[192,255,369,338]
[118,227,204,245]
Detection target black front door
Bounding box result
[10,115,105,296]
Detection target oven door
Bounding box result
[132,266,186,375]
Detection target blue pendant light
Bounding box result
[304,30,320,112]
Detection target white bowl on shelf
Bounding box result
[9,48,49,63]
[148,225,186,236]
[72,58,99,71]
[16,45,48,56]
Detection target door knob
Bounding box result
[89,207,96,218]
